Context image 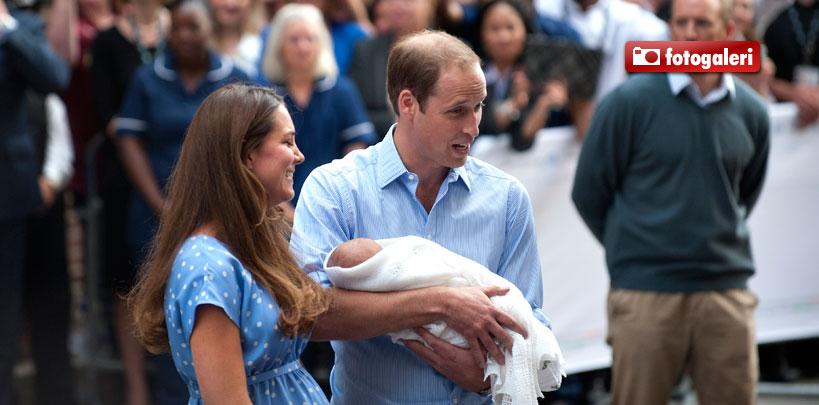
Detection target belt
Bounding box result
[189,359,303,398]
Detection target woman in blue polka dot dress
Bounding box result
[129,83,330,404]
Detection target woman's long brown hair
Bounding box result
[128,84,328,354]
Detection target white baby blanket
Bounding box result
[324,236,566,404]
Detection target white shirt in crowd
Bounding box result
[43,94,74,191]
[232,33,262,79]
[535,0,669,100]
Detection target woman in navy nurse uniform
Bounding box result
[116,0,247,260]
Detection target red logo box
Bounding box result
[625,41,761,73]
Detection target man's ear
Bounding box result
[397,89,417,118]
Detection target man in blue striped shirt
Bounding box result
[291,30,549,404]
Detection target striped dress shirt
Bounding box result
[291,128,549,404]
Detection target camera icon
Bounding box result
[632,47,661,66]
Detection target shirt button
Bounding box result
[408,174,415,180]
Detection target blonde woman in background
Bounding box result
[258,3,375,206]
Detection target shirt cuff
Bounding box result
[42,168,67,191]
[532,307,552,329]
[451,385,492,404]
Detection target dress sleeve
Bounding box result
[116,69,150,139]
[334,77,377,149]
[169,240,245,342]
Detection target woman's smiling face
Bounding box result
[246,105,305,205]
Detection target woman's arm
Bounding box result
[190,305,253,405]
[519,80,568,143]
[117,136,165,214]
[492,70,531,132]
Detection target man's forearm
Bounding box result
[311,287,449,341]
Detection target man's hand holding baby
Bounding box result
[403,327,491,393]
[437,285,527,369]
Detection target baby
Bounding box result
[327,238,383,269]
[324,236,565,404]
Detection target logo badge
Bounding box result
[625,41,761,73]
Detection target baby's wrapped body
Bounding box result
[325,236,566,404]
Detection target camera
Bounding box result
[524,37,602,100]
[632,47,661,66]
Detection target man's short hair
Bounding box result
[386,30,480,115]
[672,0,733,24]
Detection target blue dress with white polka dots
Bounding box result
[165,235,329,404]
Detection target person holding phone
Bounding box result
[476,0,568,151]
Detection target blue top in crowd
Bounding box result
[329,20,369,75]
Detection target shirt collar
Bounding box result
[451,164,471,191]
[667,72,736,106]
[376,126,472,191]
[153,50,235,82]
[315,75,337,92]
[375,127,408,189]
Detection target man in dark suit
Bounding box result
[0,0,69,402]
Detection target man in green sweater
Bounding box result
[571,0,770,403]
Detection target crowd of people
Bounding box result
[1,0,818,404]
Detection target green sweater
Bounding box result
[571,73,770,292]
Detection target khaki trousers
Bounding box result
[607,288,758,405]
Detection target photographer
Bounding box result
[476,0,568,151]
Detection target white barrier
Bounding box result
[470,102,819,374]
